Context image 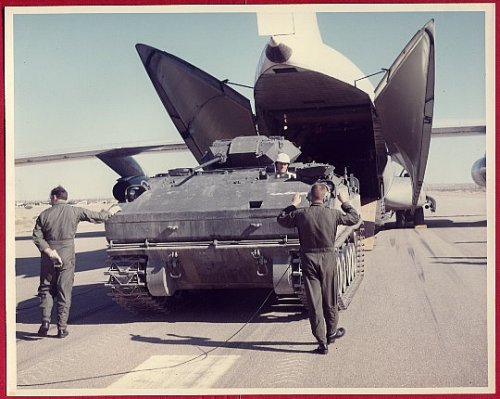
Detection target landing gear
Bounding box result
[413,207,425,226]
[395,206,425,228]
[395,210,406,228]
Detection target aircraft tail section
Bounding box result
[257,12,322,41]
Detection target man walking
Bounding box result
[277,182,360,354]
[32,186,121,338]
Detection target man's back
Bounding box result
[295,204,359,251]
[35,204,82,241]
[277,202,360,252]
[294,205,343,251]
[33,204,109,250]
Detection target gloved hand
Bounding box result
[108,204,122,217]
[44,248,63,267]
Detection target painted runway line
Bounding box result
[107,355,239,389]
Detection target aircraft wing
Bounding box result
[431,125,486,136]
[431,125,486,187]
[135,44,257,163]
[15,142,188,177]
[374,20,435,209]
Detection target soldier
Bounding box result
[274,153,295,179]
[32,185,121,338]
[277,182,360,354]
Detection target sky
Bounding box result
[7,4,492,201]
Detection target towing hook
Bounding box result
[168,251,182,279]
[251,249,269,277]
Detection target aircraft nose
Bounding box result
[265,37,292,63]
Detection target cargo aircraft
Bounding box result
[15,13,486,233]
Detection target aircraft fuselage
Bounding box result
[253,30,387,202]
[255,64,384,200]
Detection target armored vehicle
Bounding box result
[104,135,365,313]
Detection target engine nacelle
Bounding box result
[113,175,150,203]
[384,175,428,212]
[471,155,486,187]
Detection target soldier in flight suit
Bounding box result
[32,186,121,338]
[277,182,360,354]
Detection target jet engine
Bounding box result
[112,175,150,203]
[471,155,486,187]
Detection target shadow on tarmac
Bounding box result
[16,248,109,278]
[429,256,487,266]
[129,332,318,354]
[16,285,307,337]
[425,218,487,228]
[383,218,487,230]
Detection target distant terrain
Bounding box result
[14,201,115,234]
[13,184,485,234]
[426,183,485,192]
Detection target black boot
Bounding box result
[57,328,69,338]
[37,321,50,337]
[327,327,346,344]
[313,343,328,354]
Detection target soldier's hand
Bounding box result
[108,204,122,216]
[44,248,62,267]
[337,188,349,204]
[291,193,302,207]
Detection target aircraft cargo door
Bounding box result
[136,44,257,163]
[374,20,435,208]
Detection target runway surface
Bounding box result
[11,190,491,395]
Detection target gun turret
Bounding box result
[201,135,301,169]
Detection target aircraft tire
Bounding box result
[413,207,425,226]
[396,210,406,228]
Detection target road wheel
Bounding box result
[336,253,343,294]
[297,288,309,312]
[339,252,347,293]
[349,242,357,282]
[344,246,351,285]
[345,245,352,285]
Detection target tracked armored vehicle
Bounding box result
[104,135,365,313]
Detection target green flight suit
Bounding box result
[277,201,360,345]
[33,203,110,329]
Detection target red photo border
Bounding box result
[1,1,497,399]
